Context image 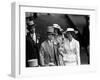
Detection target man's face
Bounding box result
[47,33,54,41]
[30,26,35,34]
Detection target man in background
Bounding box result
[26,18,40,67]
[39,26,60,66]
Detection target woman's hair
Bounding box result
[64,31,75,38]
[54,28,62,36]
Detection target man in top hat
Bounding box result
[26,18,40,67]
[59,28,80,65]
[39,26,60,66]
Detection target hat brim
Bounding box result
[30,24,36,27]
[66,31,78,34]
[27,24,36,30]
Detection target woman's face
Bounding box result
[56,35,63,44]
[66,32,73,41]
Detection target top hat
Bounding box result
[27,20,36,31]
[28,20,35,26]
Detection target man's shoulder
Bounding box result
[41,40,48,46]
[26,35,31,41]
[26,33,31,39]
[36,33,40,37]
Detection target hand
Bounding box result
[48,63,55,66]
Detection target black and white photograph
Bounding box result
[25,12,90,67]
[11,2,97,77]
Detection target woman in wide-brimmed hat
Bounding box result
[59,28,80,66]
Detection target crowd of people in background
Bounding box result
[26,17,80,67]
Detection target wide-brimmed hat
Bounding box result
[47,26,55,35]
[65,28,78,34]
[53,24,63,31]
[66,28,74,32]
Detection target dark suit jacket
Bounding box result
[26,33,40,67]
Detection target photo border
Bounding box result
[11,2,96,78]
